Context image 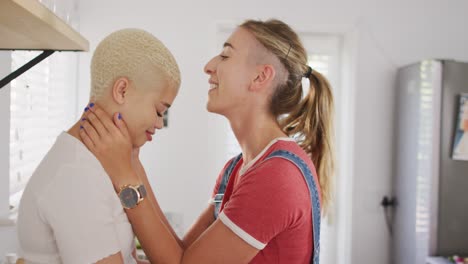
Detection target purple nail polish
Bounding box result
[84,107,89,112]
[89,102,95,108]
[80,125,84,129]
[81,118,86,121]
[118,113,122,120]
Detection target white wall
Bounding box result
[0,51,15,259]
[0,52,11,220]
[2,0,468,263]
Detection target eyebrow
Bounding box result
[223,42,235,49]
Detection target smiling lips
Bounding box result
[209,80,218,93]
[146,130,154,141]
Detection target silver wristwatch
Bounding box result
[118,184,147,209]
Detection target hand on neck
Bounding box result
[67,100,115,144]
[67,120,85,143]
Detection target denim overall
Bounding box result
[213,150,321,264]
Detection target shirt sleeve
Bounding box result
[39,165,123,264]
[219,159,311,250]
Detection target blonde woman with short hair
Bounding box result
[17,28,180,264]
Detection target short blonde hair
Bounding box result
[90,28,181,99]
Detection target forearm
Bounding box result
[122,172,216,263]
[126,194,184,264]
[134,160,185,248]
[133,249,150,264]
[110,166,183,263]
[134,160,220,252]
[182,205,215,247]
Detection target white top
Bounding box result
[17,132,136,264]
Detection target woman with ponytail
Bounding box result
[80,19,335,264]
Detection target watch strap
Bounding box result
[137,184,147,201]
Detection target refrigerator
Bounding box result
[393,60,468,264]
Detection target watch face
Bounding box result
[120,187,139,209]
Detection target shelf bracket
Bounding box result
[0,50,55,89]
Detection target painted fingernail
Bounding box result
[81,118,86,121]
[84,107,89,112]
[118,113,122,120]
[89,102,95,108]
[80,125,84,129]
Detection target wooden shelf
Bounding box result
[0,0,89,51]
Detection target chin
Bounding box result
[206,104,215,113]
[131,137,145,148]
[136,140,147,148]
[206,101,221,114]
[207,107,228,118]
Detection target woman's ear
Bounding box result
[250,64,276,92]
[112,77,130,105]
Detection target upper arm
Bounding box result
[42,168,123,263]
[181,161,230,247]
[220,160,309,243]
[183,159,308,264]
[182,219,259,264]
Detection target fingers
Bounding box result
[81,102,131,146]
[79,124,96,152]
[113,112,131,139]
[88,104,119,135]
[84,105,110,138]
[80,118,101,147]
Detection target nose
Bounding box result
[204,56,218,75]
[155,115,164,129]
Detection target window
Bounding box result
[7,0,80,213]
[302,34,342,264]
[9,51,78,211]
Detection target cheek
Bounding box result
[122,112,145,136]
[141,106,157,127]
[219,66,243,88]
[132,114,153,131]
[224,70,251,95]
[146,113,156,127]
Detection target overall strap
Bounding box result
[265,150,321,264]
[213,153,243,219]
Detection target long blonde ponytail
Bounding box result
[241,19,335,213]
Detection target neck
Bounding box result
[67,119,85,144]
[227,110,287,165]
